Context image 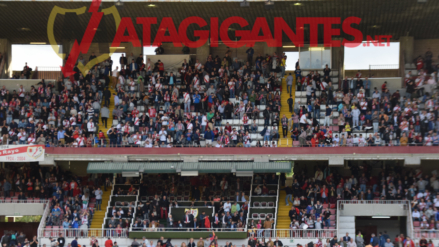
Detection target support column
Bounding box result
[264,43,276,56]
[196,42,210,64]
[60,39,74,66]
[0,39,12,78]
[400,36,414,65]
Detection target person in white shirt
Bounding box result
[87,120,96,134]
[159,128,167,143]
[144,140,152,148]
[112,67,119,88]
[27,134,36,145]
[224,201,232,213]
[412,209,421,221]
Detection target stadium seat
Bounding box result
[253,202,261,207]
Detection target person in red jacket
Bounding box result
[105,238,113,247]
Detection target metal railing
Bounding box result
[246,175,254,232]
[34,66,62,80]
[250,229,337,239]
[0,198,51,203]
[38,228,128,238]
[337,200,410,210]
[274,176,280,229]
[369,64,399,70]
[131,227,244,232]
[37,201,52,244]
[414,230,439,239]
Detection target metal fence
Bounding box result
[369,64,399,70]
[38,228,128,238]
[250,229,337,239]
[0,198,50,203]
[337,200,410,211]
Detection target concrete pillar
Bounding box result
[60,39,74,66]
[196,42,210,64]
[125,42,142,60]
[400,36,414,65]
[264,43,276,56]
[0,39,12,78]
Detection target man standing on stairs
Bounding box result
[101,105,109,129]
[284,186,293,206]
[287,73,294,96]
[94,187,103,211]
[288,96,293,113]
[281,115,288,138]
[103,88,111,107]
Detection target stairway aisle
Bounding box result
[278,74,296,147]
[98,85,116,138]
[275,189,291,229]
[89,187,112,235]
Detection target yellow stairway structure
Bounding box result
[89,186,112,235]
[275,188,291,230]
[98,85,116,138]
[278,74,296,147]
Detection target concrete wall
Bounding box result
[0,79,56,92]
[413,39,439,64]
[345,69,399,78]
[0,203,44,216]
[340,204,407,217]
[356,218,404,241]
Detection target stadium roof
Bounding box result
[87,162,292,173]
[0,0,438,44]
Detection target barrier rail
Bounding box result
[369,64,399,70]
[22,138,439,148]
[38,228,128,238]
[337,200,410,211]
[0,198,51,203]
[250,229,337,239]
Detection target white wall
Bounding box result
[0,203,45,216]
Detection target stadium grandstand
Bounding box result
[0,1,439,247]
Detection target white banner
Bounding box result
[0,145,45,162]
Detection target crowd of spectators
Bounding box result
[0,48,289,148]
[126,174,257,232]
[1,49,439,148]
[281,162,439,234]
[0,163,112,236]
[289,50,439,147]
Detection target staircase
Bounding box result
[278,74,296,147]
[89,186,111,232]
[98,85,116,137]
[276,188,290,229]
[338,216,355,239]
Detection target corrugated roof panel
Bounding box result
[180,163,199,171]
[123,163,141,172]
[235,163,257,171]
[87,162,123,173]
[141,163,177,173]
[198,162,233,173]
[252,162,291,173]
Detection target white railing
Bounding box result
[38,201,51,238]
[256,229,337,239]
[131,227,241,232]
[408,200,415,239]
[38,228,128,238]
[246,176,254,232]
[101,182,116,229]
[337,200,410,210]
[0,198,51,203]
[414,230,439,239]
[274,176,280,228]
[129,188,140,231]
